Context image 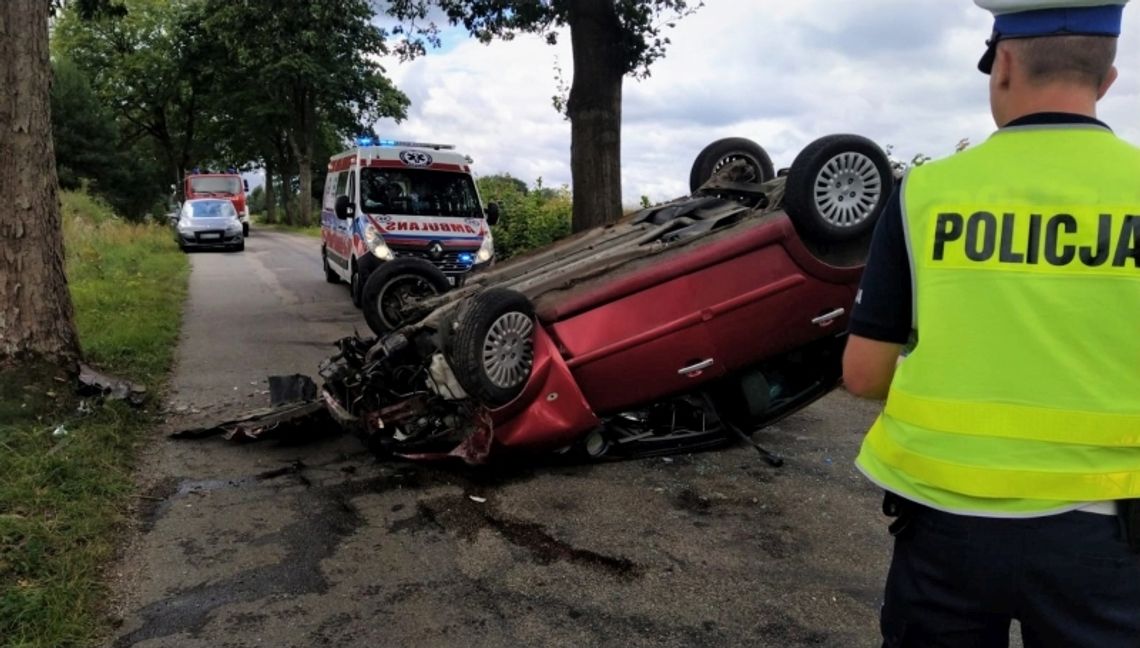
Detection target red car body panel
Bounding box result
[489,326,602,451]
[523,214,857,416]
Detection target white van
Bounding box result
[320,139,499,333]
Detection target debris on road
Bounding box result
[78,362,147,407]
[170,375,337,442]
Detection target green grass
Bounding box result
[252,212,322,238]
[0,190,189,647]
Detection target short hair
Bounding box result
[1005,35,1117,88]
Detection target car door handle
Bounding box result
[812,308,845,326]
[678,359,715,376]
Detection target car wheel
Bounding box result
[783,134,893,243]
[360,258,451,336]
[689,137,775,194]
[350,261,363,308]
[234,240,245,252]
[323,247,340,284]
[449,288,536,407]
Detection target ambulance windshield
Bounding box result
[359,168,482,219]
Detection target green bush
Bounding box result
[477,174,572,260]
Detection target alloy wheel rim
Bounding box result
[813,152,882,227]
[482,311,535,389]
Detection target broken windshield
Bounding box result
[359,168,482,219]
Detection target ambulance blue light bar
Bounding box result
[356,136,455,151]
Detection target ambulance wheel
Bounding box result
[448,288,535,407]
[784,134,893,242]
[322,247,340,284]
[689,137,775,194]
[243,223,250,237]
[361,258,451,336]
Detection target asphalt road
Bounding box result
[108,229,896,647]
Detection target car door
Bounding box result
[552,272,725,415]
[696,239,855,373]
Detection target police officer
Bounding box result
[842,1,1140,645]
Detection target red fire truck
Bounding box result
[184,171,251,237]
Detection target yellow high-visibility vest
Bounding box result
[855,123,1140,515]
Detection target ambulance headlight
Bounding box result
[475,231,494,263]
[363,223,395,261]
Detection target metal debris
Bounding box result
[169,400,331,441]
[78,363,147,407]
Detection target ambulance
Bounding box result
[320,138,499,323]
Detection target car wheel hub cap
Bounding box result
[483,312,535,389]
[814,152,882,227]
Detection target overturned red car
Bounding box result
[318,134,894,464]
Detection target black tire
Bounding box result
[243,223,250,237]
[783,134,893,243]
[322,247,340,284]
[350,260,363,308]
[689,137,775,194]
[448,288,536,407]
[360,258,451,336]
[233,240,245,252]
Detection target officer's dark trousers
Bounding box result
[880,502,1140,647]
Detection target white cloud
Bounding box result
[376,1,1140,204]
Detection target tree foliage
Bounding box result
[385,0,700,233]
[195,0,410,224]
[51,0,411,226]
[52,0,211,196]
[50,56,168,220]
[387,0,700,78]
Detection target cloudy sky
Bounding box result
[371,1,1140,204]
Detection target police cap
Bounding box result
[975,0,1129,73]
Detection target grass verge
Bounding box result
[0,190,189,647]
[252,214,321,238]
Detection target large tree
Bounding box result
[0,1,81,371]
[387,0,701,232]
[198,0,410,225]
[53,0,211,200]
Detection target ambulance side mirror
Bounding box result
[243,180,250,192]
[485,202,500,227]
[334,195,355,220]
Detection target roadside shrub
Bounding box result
[477,174,572,260]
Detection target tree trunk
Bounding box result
[271,136,297,226]
[566,0,625,233]
[287,91,315,228]
[296,154,312,227]
[263,158,276,224]
[0,1,81,370]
